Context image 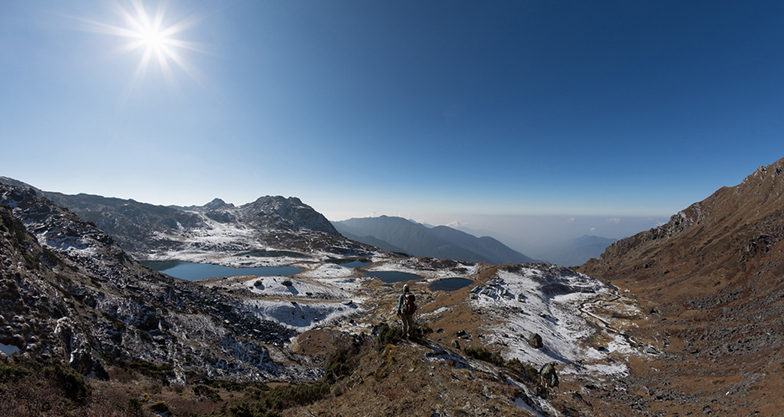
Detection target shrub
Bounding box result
[377,322,433,346]
[228,401,281,417]
[106,358,175,385]
[0,360,31,383]
[377,322,404,346]
[463,346,505,367]
[195,384,222,402]
[462,346,544,388]
[268,382,329,408]
[225,382,329,417]
[0,359,115,416]
[43,361,91,404]
[148,400,169,413]
[324,347,355,383]
[506,358,541,384]
[127,397,144,414]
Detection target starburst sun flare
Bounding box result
[83,0,205,87]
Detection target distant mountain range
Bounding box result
[448,224,617,267]
[333,216,535,264]
[0,177,378,260]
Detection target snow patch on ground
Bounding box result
[298,263,355,278]
[179,212,255,244]
[419,307,451,318]
[369,258,480,279]
[146,250,310,268]
[242,299,361,333]
[312,277,369,294]
[513,396,547,417]
[469,265,632,376]
[236,276,365,302]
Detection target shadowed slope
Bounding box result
[579,157,784,415]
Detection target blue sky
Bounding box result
[2,0,783,234]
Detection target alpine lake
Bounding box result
[362,271,474,292]
[141,258,473,292]
[141,261,302,281]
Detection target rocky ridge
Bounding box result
[0,183,339,382]
[579,156,784,415]
[33,189,375,261]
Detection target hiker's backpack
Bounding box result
[402,292,417,314]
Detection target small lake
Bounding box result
[363,270,423,283]
[327,258,372,268]
[429,278,474,292]
[141,261,301,281]
[237,249,309,258]
[340,260,372,268]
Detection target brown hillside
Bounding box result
[579,156,784,415]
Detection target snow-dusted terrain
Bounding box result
[190,256,645,380]
[468,264,642,376]
[367,257,481,279]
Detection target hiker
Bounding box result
[397,284,417,338]
[539,362,559,388]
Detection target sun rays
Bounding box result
[82,0,206,90]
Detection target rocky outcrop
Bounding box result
[236,196,339,235]
[41,191,206,255]
[580,157,784,290]
[0,183,320,382]
[28,187,372,260]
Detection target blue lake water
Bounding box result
[238,249,309,258]
[363,270,423,283]
[141,261,301,281]
[429,278,474,292]
[340,260,372,268]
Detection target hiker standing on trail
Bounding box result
[540,362,559,388]
[397,284,417,338]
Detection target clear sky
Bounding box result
[2,1,783,232]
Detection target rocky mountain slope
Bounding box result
[334,216,535,264]
[0,183,352,383]
[27,187,376,262]
[579,156,784,415]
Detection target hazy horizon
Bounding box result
[334,212,667,257]
[4,172,665,256]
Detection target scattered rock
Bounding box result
[528,333,543,349]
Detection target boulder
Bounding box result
[528,333,543,349]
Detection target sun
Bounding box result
[139,26,166,50]
[82,0,205,87]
